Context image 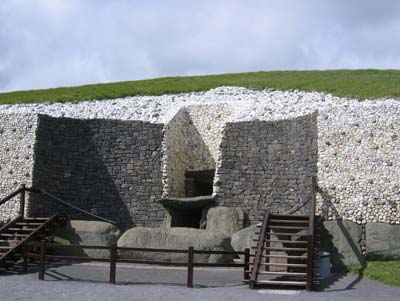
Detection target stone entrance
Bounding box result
[158,195,215,228]
[185,170,215,197]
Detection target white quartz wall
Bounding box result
[0,113,37,222]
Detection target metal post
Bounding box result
[187,246,194,288]
[109,243,117,284]
[38,240,46,280]
[19,184,26,217]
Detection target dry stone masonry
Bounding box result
[0,87,399,231]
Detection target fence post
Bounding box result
[109,243,117,284]
[38,240,46,280]
[19,184,26,217]
[187,246,194,288]
[306,236,314,291]
[244,248,250,280]
[22,242,28,272]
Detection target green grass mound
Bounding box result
[1,69,400,105]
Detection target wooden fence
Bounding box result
[25,241,250,288]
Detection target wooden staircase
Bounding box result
[0,214,63,268]
[0,185,116,269]
[247,177,319,290]
[247,213,318,289]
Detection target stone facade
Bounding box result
[0,113,37,222]
[0,95,399,228]
[214,113,318,223]
[29,115,165,230]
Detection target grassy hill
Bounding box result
[0,69,400,105]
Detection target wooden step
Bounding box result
[22,217,49,221]
[254,280,307,286]
[0,240,20,243]
[0,233,28,237]
[254,232,310,237]
[258,271,307,276]
[265,239,308,244]
[265,247,308,252]
[269,219,310,224]
[266,232,309,237]
[7,228,37,232]
[249,253,308,260]
[269,225,309,230]
[270,214,309,219]
[15,222,43,226]
[261,262,307,268]
[264,254,308,259]
[0,246,11,250]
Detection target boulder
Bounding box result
[54,220,121,258]
[117,227,234,263]
[206,207,244,236]
[320,220,364,271]
[231,224,258,256]
[366,223,400,260]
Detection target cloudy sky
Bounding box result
[1,0,399,92]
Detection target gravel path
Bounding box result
[1,263,399,301]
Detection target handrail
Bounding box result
[306,176,317,291]
[249,210,269,289]
[0,185,116,225]
[27,188,116,225]
[0,187,24,207]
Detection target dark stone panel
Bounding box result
[214,113,318,224]
[29,115,164,230]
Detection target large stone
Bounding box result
[231,224,258,255]
[54,220,121,258]
[320,220,364,271]
[158,196,215,210]
[117,227,234,263]
[206,207,244,236]
[366,223,400,260]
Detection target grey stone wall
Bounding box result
[0,113,37,222]
[29,115,165,229]
[214,113,318,224]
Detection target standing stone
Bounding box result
[117,227,234,263]
[321,220,364,271]
[366,223,400,260]
[206,207,244,236]
[231,224,258,254]
[54,220,121,258]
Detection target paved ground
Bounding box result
[1,262,399,301]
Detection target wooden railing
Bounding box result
[249,211,269,289]
[24,241,250,288]
[306,176,317,291]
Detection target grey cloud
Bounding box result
[1,0,400,92]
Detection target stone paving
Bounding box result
[1,262,399,301]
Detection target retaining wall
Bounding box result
[214,113,318,224]
[29,115,165,229]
